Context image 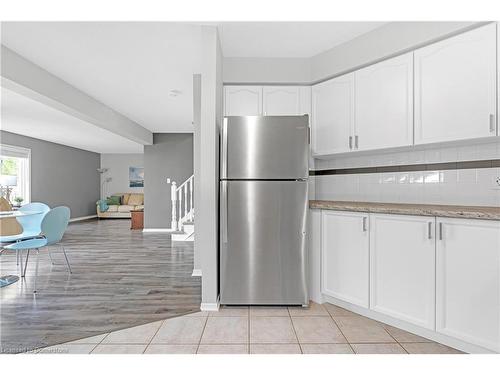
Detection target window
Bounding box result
[0,144,31,205]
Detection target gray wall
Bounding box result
[100,153,144,197]
[144,133,193,229]
[1,130,100,218]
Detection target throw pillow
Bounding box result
[106,195,121,205]
[128,193,143,206]
[122,193,131,205]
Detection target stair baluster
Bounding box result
[170,175,194,235]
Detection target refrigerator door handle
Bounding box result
[221,117,228,179]
[220,181,228,242]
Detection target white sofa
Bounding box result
[97,193,144,219]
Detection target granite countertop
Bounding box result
[309,200,500,221]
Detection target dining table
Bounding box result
[0,210,43,288]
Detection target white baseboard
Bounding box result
[142,228,177,233]
[191,269,202,277]
[322,294,495,354]
[200,297,220,312]
[69,215,97,223]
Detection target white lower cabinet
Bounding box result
[435,218,500,352]
[321,210,369,307]
[369,214,436,329]
[316,209,500,352]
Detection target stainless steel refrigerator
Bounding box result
[220,115,309,306]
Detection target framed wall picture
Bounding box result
[129,167,144,188]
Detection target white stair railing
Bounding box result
[170,175,194,231]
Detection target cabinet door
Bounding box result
[224,86,262,116]
[321,210,369,307]
[355,53,413,151]
[436,218,500,352]
[414,23,497,144]
[311,74,354,155]
[263,86,301,115]
[370,214,436,329]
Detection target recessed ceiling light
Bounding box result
[169,89,182,97]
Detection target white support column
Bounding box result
[170,181,177,230]
[199,26,223,310]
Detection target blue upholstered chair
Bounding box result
[0,202,50,269]
[1,206,71,293]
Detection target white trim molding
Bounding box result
[0,143,31,204]
[200,301,220,312]
[142,228,177,233]
[69,215,97,223]
[191,269,202,277]
[322,294,495,354]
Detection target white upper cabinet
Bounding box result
[355,53,414,151]
[321,210,369,308]
[414,23,497,144]
[370,214,436,329]
[224,86,311,118]
[224,86,263,116]
[311,73,354,155]
[262,86,301,115]
[436,218,500,352]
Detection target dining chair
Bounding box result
[0,202,50,243]
[0,202,51,270]
[1,206,71,293]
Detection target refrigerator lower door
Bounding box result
[220,180,308,305]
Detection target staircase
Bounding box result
[170,175,194,242]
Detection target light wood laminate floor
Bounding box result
[0,219,200,354]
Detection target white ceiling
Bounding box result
[1,21,386,150]
[1,88,143,153]
[218,22,386,58]
[1,22,202,133]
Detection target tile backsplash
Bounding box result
[313,139,500,207]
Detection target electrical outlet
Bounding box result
[496,177,500,187]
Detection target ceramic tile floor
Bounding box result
[34,302,463,354]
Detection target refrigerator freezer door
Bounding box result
[220,180,308,305]
[221,115,309,180]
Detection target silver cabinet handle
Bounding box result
[439,222,443,240]
[355,135,359,149]
[490,114,496,133]
[428,222,433,239]
[362,217,367,232]
[349,136,353,149]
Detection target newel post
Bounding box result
[171,181,177,230]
